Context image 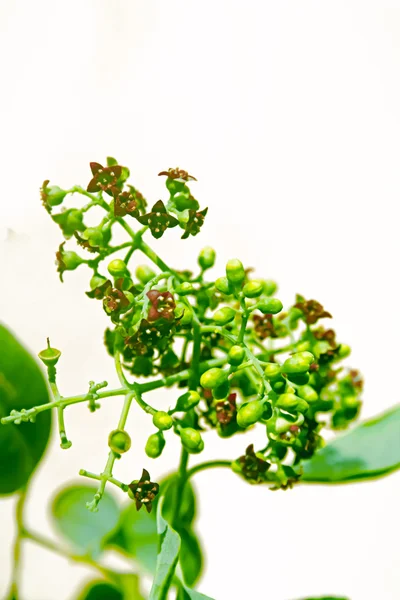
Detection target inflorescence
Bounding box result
[1,158,363,511]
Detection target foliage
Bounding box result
[1,157,399,599]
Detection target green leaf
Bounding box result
[162,476,197,529]
[109,500,158,572]
[149,505,180,600]
[179,529,203,587]
[149,501,213,600]
[77,575,145,600]
[77,581,123,600]
[302,405,400,483]
[178,586,215,600]
[51,484,120,558]
[0,324,51,494]
[294,597,349,600]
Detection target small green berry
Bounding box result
[135,265,156,284]
[108,259,127,278]
[175,390,201,412]
[226,259,245,286]
[90,274,108,290]
[215,277,233,295]
[83,227,104,248]
[108,429,131,454]
[297,385,318,403]
[175,302,193,325]
[200,368,228,389]
[176,282,195,296]
[282,353,313,375]
[198,247,216,270]
[243,280,264,298]
[152,411,173,430]
[264,362,281,379]
[338,344,351,359]
[180,428,203,451]
[212,306,236,325]
[145,432,165,458]
[275,393,309,414]
[228,345,246,366]
[237,400,265,428]
[258,298,283,315]
[261,280,278,296]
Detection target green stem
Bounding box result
[132,383,156,415]
[7,488,27,600]
[187,460,232,479]
[139,238,181,277]
[22,528,121,582]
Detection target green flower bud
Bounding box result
[175,302,193,325]
[38,338,61,367]
[145,432,165,458]
[264,362,281,379]
[286,372,310,385]
[90,274,108,290]
[275,393,309,414]
[180,427,203,451]
[338,344,351,358]
[313,341,331,358]
[82,227,104,248]
[258,298,283,315]
[261,280,278,296]
[270,375,286,393]
[237,400,265,428]
[296,341,311,352]
[215,277,233,295]
[166,177,186,194]
[62,251,83,271]
[212,306,236,325]
[52,208,85,238]
[46,185,67,208]
[295,351,315,363]
[282,354,312,375]
[176,282,195,296]
[200,368,228,389]
[228,345,246,366]
[296,385,318,403]
[108,429,131,454]
[175,390,201,412]
[135,265,156,284]
[188,439,205,454]
[174,190,194,211]
[108,259,127,278]
[212,380,231,400]
[152,410,173,430]
[243,280,264,298]
[198,247,216,270]
[226,259,245,285]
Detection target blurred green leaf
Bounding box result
[178,586,215,600]
[0,324,51,494]
[77,581,123,600]
[294,597,348,600]
[179,529,203,587]
[108,500,158,572]
[149,501,213,600]
[77,575,145,600]
[51,484,120,558]
[302,405,400,483]
[162,476,196,529]
[149,506,180,600]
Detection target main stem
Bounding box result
[7,488,27,600]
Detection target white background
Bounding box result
[1,1,400,599]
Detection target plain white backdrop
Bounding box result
[1,1,400,599]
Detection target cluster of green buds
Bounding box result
[1,158,363,511]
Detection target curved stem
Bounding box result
[187,460,232,479]
[7,488,27,600]
[22,529,121,583]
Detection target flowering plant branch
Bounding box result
[1,158,370,599]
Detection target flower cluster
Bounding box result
[13,157,365,512]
